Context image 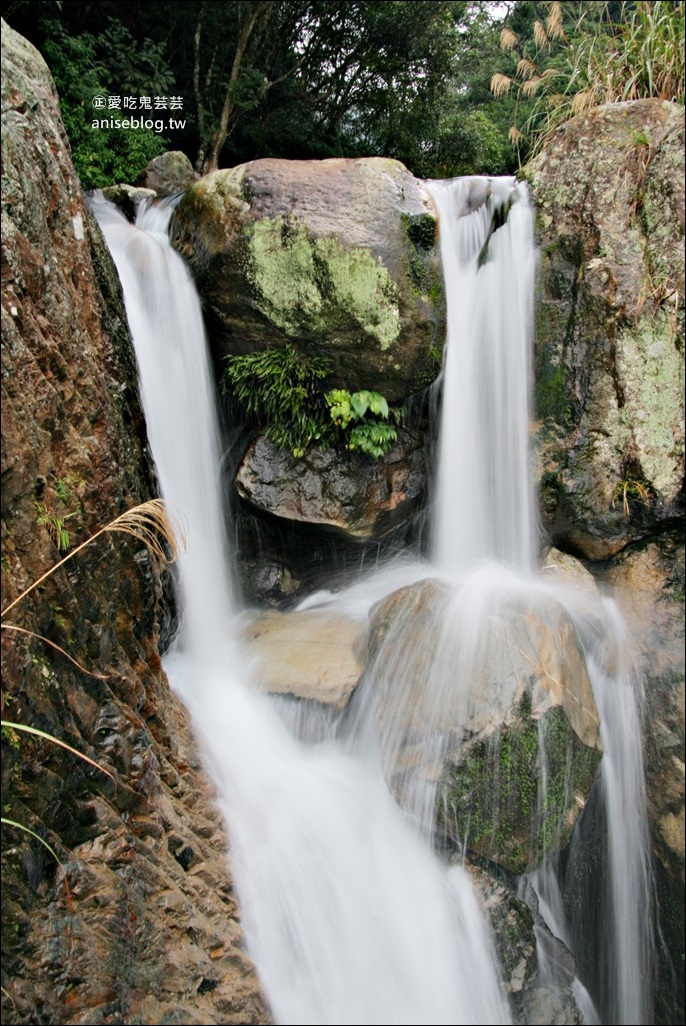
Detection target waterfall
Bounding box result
[92,194,508,1026]
[424,177,654,1024]
[92,172,655,1025]
[426,177,536,574]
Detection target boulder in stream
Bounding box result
[235,425,426,542]
[366,569,603,874]
[170,156,445,401]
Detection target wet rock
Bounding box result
[240,609,364,709]
[596,532,685,1022]
[170,156,445,401]
[101,183,157,222]
[467,865,583,1025]
[137,150,198,197]
[366,576,602,872]
[1,22,267,1025]
[527,99,684,560]
[235,426,426,542]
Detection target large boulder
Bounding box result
[365,570,602,874]
[170,157,444,402]
[526,99,684,561]
[235,425,426,542]
[1,23,267,1025]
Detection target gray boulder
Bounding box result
[170,156,444,401]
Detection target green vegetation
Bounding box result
[34,502,79,553]
[326,388,402,459]
[39,19,171,188]
[491,1,685,163]
[222,344,401,459]
[439,693,601,874]
[612,474,652,516]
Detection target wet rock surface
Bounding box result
[235,426,427,542]
[240,609,364,709]
[1,22,268,1025]
[365,572,602,873]
[467,866,583,1025]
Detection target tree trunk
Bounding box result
[196,1,271,175]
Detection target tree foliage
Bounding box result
[491,1,685,163]
[10,1,679,183]
[7,1,519,180]
[40,18,172,187]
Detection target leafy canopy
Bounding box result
[40,18,173,187]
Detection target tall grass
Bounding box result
[491,1,685,161]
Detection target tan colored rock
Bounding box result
[241,609,364,709]
[366,577,602,872]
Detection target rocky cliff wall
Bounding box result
[1,23,267,1025]
[526,99,685,1022]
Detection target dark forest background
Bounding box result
[4,1,684,187]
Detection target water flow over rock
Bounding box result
[427,177,536,574]
[93,194,508,1026]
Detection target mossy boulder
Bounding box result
[136,149,198,197]
[365,570,603,872]
[440,698,601,875]
[170,157,445,402]
[526,99,684,561]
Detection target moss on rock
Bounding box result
[439,696,601,875]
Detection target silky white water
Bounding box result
[92,175,654,1025]
[427,177,536,574]
[422,178,653,1024]
[92,194,508,1025]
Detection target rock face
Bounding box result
[527,100,684,1019]
[235,426,426,542]
[170,156,444,401]
[137,149,198,197]
[527,99,684,561]
[1,23,267,1025]
[240,610,364,709]
[365,571,602,874]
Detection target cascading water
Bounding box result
[92,170,655,1025]
[91,194,508,1026]
[422,177,654,1024]
[427,177,536,574]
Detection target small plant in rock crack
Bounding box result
[223,344,402,459]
